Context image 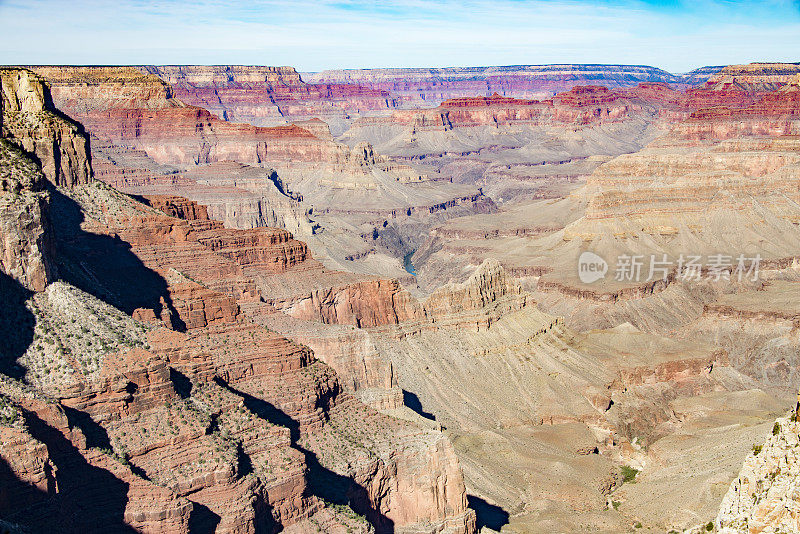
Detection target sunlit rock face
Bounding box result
[304,64,722,108]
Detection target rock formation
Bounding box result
[0,68,477,534]
[1,68,92,188]
[367,64,800,530]
[6,59,799,534]
[28,65,493,281]
[141,65,397,133]
[304,64,722,108]
[684,410,800,533]
[0,139,55,291]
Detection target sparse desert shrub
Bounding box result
[752,444,763,456]
[621,465,639,483]
[773,422,781,436]
[705,521,714,531]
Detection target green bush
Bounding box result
[621,465,639,483]
[773,422,781,436]
[752,444,763,456]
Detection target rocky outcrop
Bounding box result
[376,86,642,132]
[1,68,92,188]
[0,69,73,291]
[142,195,213,221]
[91,146,317,237]
[423,258,528,324]
[30,66,177,111]
[268,278,424,327]
[698,63,800,93]
[267,259,527,330]
[687,410,800,533]
[0,141,56,292]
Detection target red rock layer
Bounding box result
[141,65,397,125]
[0,379,193,532]
[75,190,474,533]
[304,64,720,107]
[675,76,800,140]
[30,66,414,180]
[370,85,646,131]
[142,195,213,221]
[2,66,476,532]
[28,66,359,168]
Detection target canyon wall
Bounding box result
[0,68,477,534]
[27,65,492,282]
[1,68,92,188]
[305,64,722,107]
[141,65,397,130]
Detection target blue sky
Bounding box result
[0,0,798,72]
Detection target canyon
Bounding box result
[1,67,475,534]
[304,65,723,109]
[1,59,799,534]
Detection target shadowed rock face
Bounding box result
[0,69,478,534]
[0,140,56,292]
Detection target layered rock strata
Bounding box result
[0,68,477,534]
[141,65,397,132]
[1,68,91,187]
[305,64,722,108]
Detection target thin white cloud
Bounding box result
[0,0,798,70]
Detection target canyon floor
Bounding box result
[2,62,800,533]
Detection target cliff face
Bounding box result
[383,85,640,130]
[549,68,800,295]
[1,68,92,188]
[73,186,475,534]
[699,63,800,93]
[141,65,397,129]
[0,139,56,292]
[28,65,492,284]
[0,67,476,534]
[686,411,800,534]
[29,66,433,192]
[304,64,721,108]
[265,259,526,331]
[0,67,80,292]
[28,65,346,167]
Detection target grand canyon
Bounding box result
[2,2,800,533]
